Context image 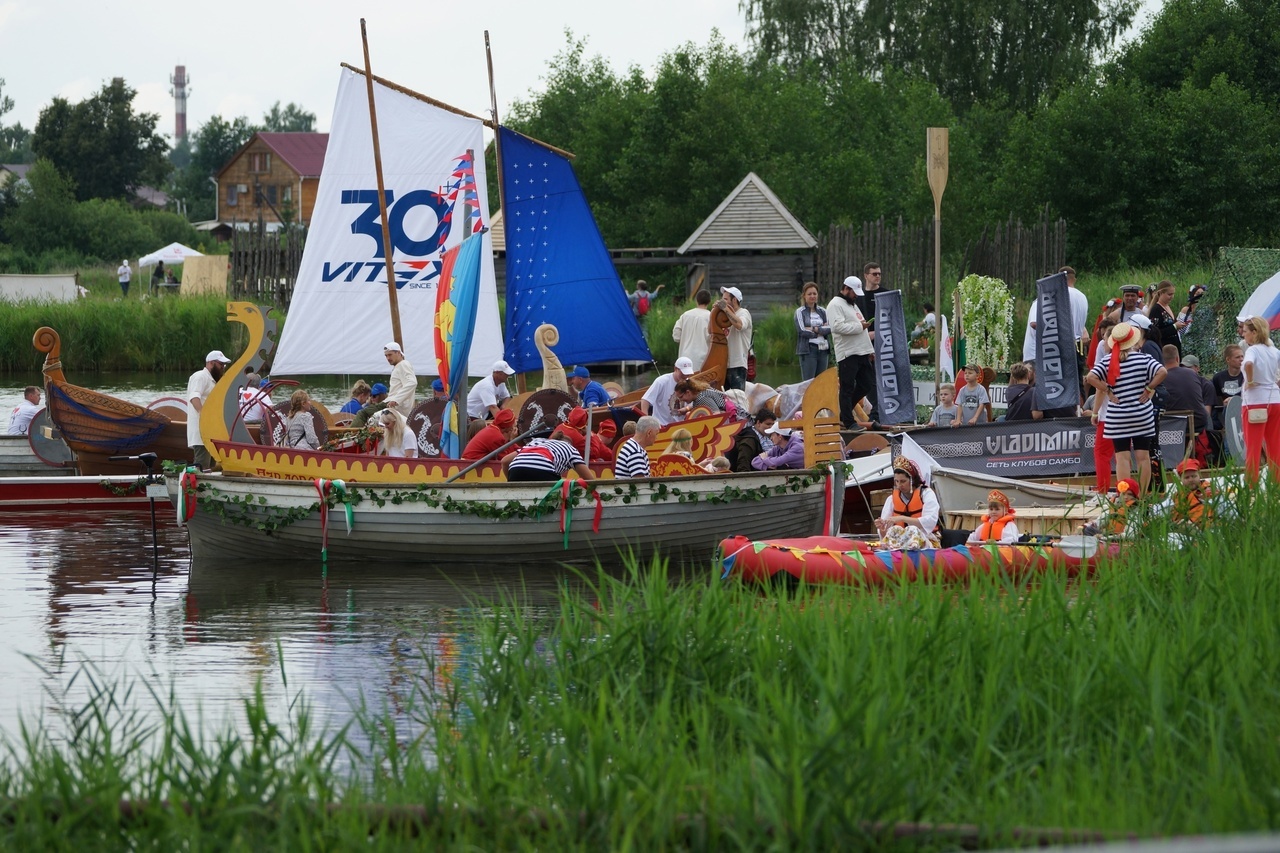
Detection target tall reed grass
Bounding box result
[5,487,1280,846]
[0,294,248,374]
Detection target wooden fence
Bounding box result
[815,209,1068,305]
[228,227,307,306]
[815,217,935,305]
[959,208,1068,299]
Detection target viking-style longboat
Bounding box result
[35,326,194,476]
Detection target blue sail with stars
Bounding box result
[499,127,653,372]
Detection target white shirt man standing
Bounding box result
[467,360,515,420]
[383,342,417,412]
[671,289,712,371]
[828,276,876,429]
[187,350,231,470]
[116,260,132,298]
[717,286,752,391]
[7,386,42,435]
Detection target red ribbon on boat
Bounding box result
[821,465,836,535]
[177,466,199,526]
[555,479,604,550]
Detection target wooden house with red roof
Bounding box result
[214,132,329,228]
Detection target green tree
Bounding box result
[0,77,32,163]
[1,159,79,255]
[32,78,170,201]
[261,101,316,132]
[739,0,1139,112]
[169,114,255,221]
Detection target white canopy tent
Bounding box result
[138,242,203,269]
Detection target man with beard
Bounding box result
[187,350,231,471]
[828,276,877,429]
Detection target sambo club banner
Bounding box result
[272,68,504,376]
[907,416,1190,477]
[1033,270,1081,412]
[873,289,916,425]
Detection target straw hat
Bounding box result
[1109,323,1142,352]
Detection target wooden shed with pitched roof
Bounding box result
[676,172,817,307]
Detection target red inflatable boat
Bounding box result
[719,535,1119,586]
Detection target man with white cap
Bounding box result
[1128,313,1164,363]
[116,260,132,298]
[1108,285,1145,325]
[716,286,752,390]
[382,342,417,412]
[640,356,696,427]
[751,423,806,470]
[828,276,877,429]
[187,350,231,470]
[468,360,515,420]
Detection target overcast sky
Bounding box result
[2,0,1163,142]
[0,0,749,138]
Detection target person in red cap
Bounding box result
[461,408,518,462]
[551,407,614,463]
[1170,459,1212,527]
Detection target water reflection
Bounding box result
[0,507,610,748]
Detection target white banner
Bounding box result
[273,68,503,376]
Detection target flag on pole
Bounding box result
[434,233,485,458]
[940,314,955,382]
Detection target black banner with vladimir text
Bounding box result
[907,416,1190,477]
[873,289,916,425]
[1033,271,1080,411]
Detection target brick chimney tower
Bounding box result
[169,65,190,140]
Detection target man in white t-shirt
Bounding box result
[187,350,231,470]
[671,290,712,371]
[467,360,515,420]
[640,356,696,427]
[717,286,753,391]
[6,386,42,435]
[116,260,132,298]
[383,342,417,412]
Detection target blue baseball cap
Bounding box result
[570,365,590,379]
[432,378,445,392]
[370,382,389,396]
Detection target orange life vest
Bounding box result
[891,488,937,531]
[1173,486,1212,526]
[976,513,1015,542]
[1109,504,1128,535]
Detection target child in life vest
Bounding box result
[966,489,1020,545]
[1170,459,1213,528]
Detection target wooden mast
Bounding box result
[486,30,526,394]
[360,18,403,347]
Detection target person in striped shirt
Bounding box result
[501,437,596,483]
[1086,322,1167,494]
[614,416,660,479]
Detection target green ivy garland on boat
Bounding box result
[185,470,830,536]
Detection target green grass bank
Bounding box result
[4,488,1279,847]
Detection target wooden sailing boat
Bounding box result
[34,326,193,476]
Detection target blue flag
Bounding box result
[499,127,653,372]
[874,289,917,425]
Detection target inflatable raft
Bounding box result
[719,535,1118,586]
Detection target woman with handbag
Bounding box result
[794,282,832,381]
[1241,315,1280,481]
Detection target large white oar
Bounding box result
[1056,535,1098,560]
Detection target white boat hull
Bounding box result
[169,467,845,567]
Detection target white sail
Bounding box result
[273,68,503,376]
